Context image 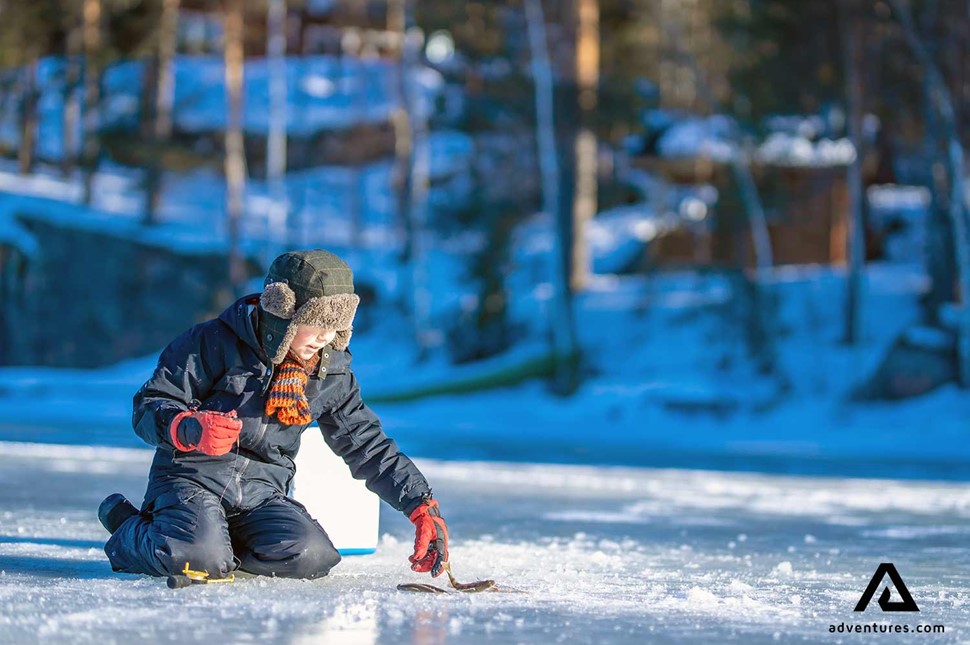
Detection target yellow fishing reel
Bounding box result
[166,562,236,589]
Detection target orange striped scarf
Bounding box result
[265,350,321,425]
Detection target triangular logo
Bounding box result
[854,563,919,612]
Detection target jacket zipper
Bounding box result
[235,414,271,507]
[234,365,276,507]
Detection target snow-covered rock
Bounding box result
[755,132,856,167]
[655,115,738,162]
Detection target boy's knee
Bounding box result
[301,541,342,579]
[282,549,340,580]
[274,534,342,579]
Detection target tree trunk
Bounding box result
[389,0,433,358]
[61,26,81,178]
[18,60,37,175]
[266,0,288,264]
[570,0,598,293]
[838,0,867,344]
[924,103,956,318]
[139,58,158,141]
[224,0,247,290]
[525,0,580,394]
[389,0,413,266]
[388,0,420,335]
[890,0,970,387]
[143,0,180,226]
[156,0,178,140]
[406,31,433,359]
[664,19,778,378]
[666,33,773,271]
[81,0,101,205]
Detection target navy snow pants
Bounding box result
[104,483,342,579]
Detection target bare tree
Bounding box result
[143,0,180,225]
[890,0,970,386]
[664,42,773,272]
[338,27,366,252]
[156,0,179,140]
[81,0,101,205]
[61,19,81,178]
[388,0,414,268]
[266,0,288,264]
[224,0,247,290]
[838,0,867,345]
[402,29,433,358]
[570,0,598,293]
[525,0,580,393]
[663,21,779,379]
[388,0,435,357]
[18,59,37,175]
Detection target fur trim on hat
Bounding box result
[293,292,359,330]
[268,292,360,364]
[260,282,297,319]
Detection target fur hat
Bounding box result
[258,250,360,364]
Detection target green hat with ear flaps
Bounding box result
[258,249,360,364]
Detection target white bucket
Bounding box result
[292,424,380,556]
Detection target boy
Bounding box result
[99,249,449,580]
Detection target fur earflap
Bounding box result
[267,292,360,364]
[331,328,353,351]
[260,282,297,319]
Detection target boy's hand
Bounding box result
[408,498,449,577]
[169,409,243,456]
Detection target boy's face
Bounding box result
[290,324,337,361]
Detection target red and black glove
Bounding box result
[408,497,449,577]
[169,409,243,456]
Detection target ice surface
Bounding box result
[0,442,966,644]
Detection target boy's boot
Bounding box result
[98,493,138,534]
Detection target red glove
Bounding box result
[408,498,449,577]
[169,409,242,456]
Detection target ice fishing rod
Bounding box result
[397,560,525,594]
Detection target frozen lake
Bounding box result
[0,441,966,644]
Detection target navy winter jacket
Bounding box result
[132,294,431,515]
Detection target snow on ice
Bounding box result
[0,443,966,643]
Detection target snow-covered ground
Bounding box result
[0,262,966,481]
[2,55,443,157]
[0,442,965,644]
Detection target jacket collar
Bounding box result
[219,293,351,377]
[317,344,350,377]
[218,293,267,361]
